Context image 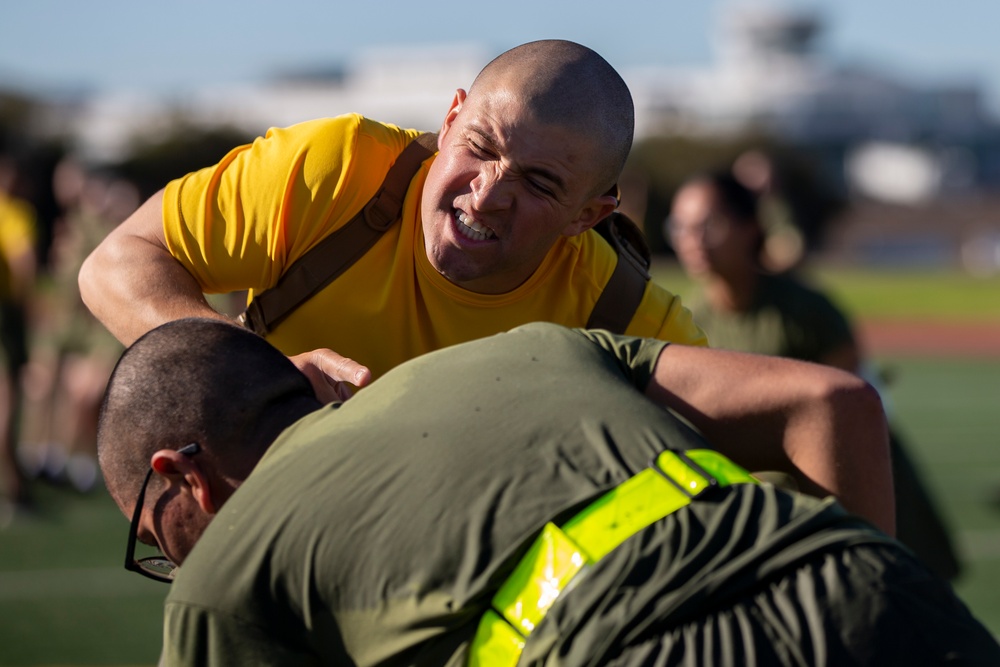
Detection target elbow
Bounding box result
[800,367,892,462]
[829,375,895,535]
[830,374,888,435]
[77,244,107,316]
[822,372,893,478]
[79,236,132,329]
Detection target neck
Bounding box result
[227,395,323,487]
[703,269,760,313]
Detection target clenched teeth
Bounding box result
[456,211,496,241]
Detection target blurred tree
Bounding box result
[112,123,257,200]
[0,92,35,143]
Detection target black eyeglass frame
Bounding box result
[124,442,201,583]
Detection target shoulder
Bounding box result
[764,272,843,313]
[162,593,314,664]
[253,114,425,214]
[762,273,855,348]
[261,113,420,167]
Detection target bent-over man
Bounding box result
[98,319,999,665]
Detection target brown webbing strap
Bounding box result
[238,132,438,336]
[239,130,650,337]
[586,212,651,333]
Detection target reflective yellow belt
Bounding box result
[468,449,757,667]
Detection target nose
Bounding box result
[471,164,513,212]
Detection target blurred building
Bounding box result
[629,5,999,200]
[626,5,1000,270]
[64,43,491,165]
[32,9,1000,196]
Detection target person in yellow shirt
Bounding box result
[0,155,37,518]
[79,40,705,401]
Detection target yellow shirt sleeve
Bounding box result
[0,194,37,300]
[162,113,418,295]
[0,194,37,260]
[627,281,709,347]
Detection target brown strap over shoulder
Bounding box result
[586,211,652,332]
[239,130,651,337]
[238,132,439,336]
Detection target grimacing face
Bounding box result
[419,86,617,294]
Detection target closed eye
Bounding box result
[467,129,561,199]
[526,178,555,197]
[468,138,497,160]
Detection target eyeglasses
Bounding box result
[665,214,734,248]
[124,442,201,583]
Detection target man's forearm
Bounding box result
[645,344,895,535]
[78,189,230,345]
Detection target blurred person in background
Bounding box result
[18,158,133,494]
[666,168,962,581]
[0,153,38,523]
[729,150,806,273]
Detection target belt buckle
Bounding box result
[649,449,717,498]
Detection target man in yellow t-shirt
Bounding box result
[80,40,706,400]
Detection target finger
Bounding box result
[297,366,351,404]
[288,350,372,403]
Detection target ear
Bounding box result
[561,193,620,237]
[150,449,218,515]
[438,88,467,145]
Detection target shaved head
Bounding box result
[97,318,317,507]
[469,40,634,194]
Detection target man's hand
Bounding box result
[289,349,373,403]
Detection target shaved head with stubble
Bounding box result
[469,39,635,196]
[96,318,327,570]
[421,40,636,294]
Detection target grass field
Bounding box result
[875,355,1000,637]
[652,262,1000,324]
[1,485,164,666]
[1,265,998,665]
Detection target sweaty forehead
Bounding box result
[465,89,598,175]
[464,87,527,138]
[474,71,597,130]
[485,134,590,200]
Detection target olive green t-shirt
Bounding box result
[160,323,880,665]
[690,272,854,363]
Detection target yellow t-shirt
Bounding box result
[164,114,706,379]
[0,193,37,301]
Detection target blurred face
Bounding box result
[667,181,758,279]
[420,86,617,294]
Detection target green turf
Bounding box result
[813,268,1000,323]
[652,261,1000,323]
[873,355,1000,637]
[0,484,164,666]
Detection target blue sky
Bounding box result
[2,0,998,114]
